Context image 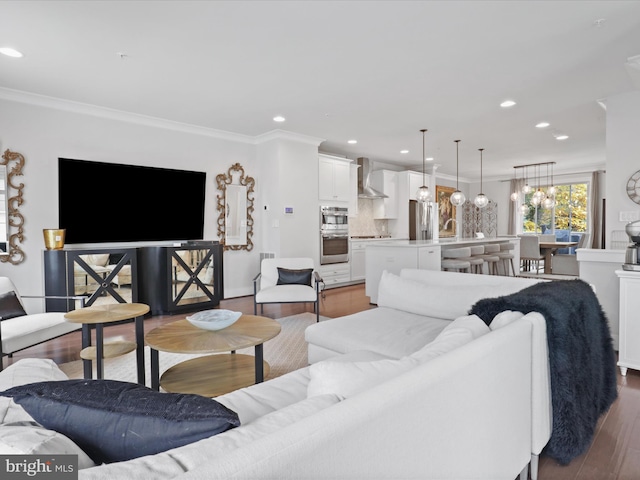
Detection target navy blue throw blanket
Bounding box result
[469,279,617,465]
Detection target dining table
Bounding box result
[539,241,579,274]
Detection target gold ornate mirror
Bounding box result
[216,163,255,251]
[0,150,25,265]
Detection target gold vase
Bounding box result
[43,229,66,250]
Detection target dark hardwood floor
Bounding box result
[4,283,638,479]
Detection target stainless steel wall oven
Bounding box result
[320,206,349,265]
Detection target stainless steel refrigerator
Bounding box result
[409,200,438,241]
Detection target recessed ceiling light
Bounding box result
[500,100,516,108]
[426,157,434,162]
[536,122,550,128]
[0,47,23,58]
[273,115,285,122]
[400,150,409,154]
[347,139,357,144]
[555,134,569,141]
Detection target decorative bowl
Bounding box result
[186,310,242,331]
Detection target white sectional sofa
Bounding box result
[0,269,546,480]
[306,269,551,478]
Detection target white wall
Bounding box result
[606,91,640,248]
[257,134,322,263]
[0,97,260,299]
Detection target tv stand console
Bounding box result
[138,242,223,315]
[43,242,223,315]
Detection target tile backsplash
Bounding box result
[349,198,390,237]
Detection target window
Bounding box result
[522,182,588,237]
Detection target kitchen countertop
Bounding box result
[350,236,393,241]
[365,237,519,248]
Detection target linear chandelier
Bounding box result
[511,161,556,212]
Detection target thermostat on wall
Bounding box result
[284,206,294,215]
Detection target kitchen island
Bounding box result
[365,237,521,303]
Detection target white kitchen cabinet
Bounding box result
[349,163,359,216]
[365,242,441,303]
[319,154,351,203]
[616,270,640,375]
[371,170,398,219]
[350,241,366,281]
[418,246,440,270]
[319,263,351,287]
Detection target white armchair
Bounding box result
[0,277,85,371]
[253,258,323,322]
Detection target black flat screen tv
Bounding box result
[58,158,207,245]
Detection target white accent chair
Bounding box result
[253,258,323,322]
[0,277,85,371]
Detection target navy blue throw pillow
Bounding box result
[0,291,27,321]
[276,267,313,286]
[0,379,240,464]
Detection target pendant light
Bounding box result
[415,129,432,203]
[510,167,519,202]
[531,164,545,206]
[547,162,556,196]
[522,166,532,194]
[542,163,556,209]
[473,148,489,208]
[450,140,466,207]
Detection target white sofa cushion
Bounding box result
[0,424,96,468]
[378,270,506,320]
[0,359,69,425]
[307,357,418,399]
[0,358,69,390]
[216,350,389,425]
[409,314,489,363]
[308,314,490,399]
[377,270,474,320]
[305,307,450,360]
[490,310,524,330]
[79,394,341,480]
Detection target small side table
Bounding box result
[145,314,281,397]
[64,303,150,383]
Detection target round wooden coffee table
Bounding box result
[64,302,150,383]
[145,314,281,397]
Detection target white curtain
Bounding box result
[508,178,525,235]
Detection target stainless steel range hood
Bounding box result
[357,157,388,199]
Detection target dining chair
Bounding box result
[551,233,591,276]
[519,235,545,273]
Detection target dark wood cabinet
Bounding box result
[44,248,139,312]
[44,243,223,315]
[138,243,223,315]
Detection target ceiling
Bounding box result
[1,0,640,181]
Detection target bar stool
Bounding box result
[495,243,516,276]
[441,247,472,273]
[478,244,500,275]
[465,245,486,274]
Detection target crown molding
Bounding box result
[0,86,255,144]
[254,129,324,146]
